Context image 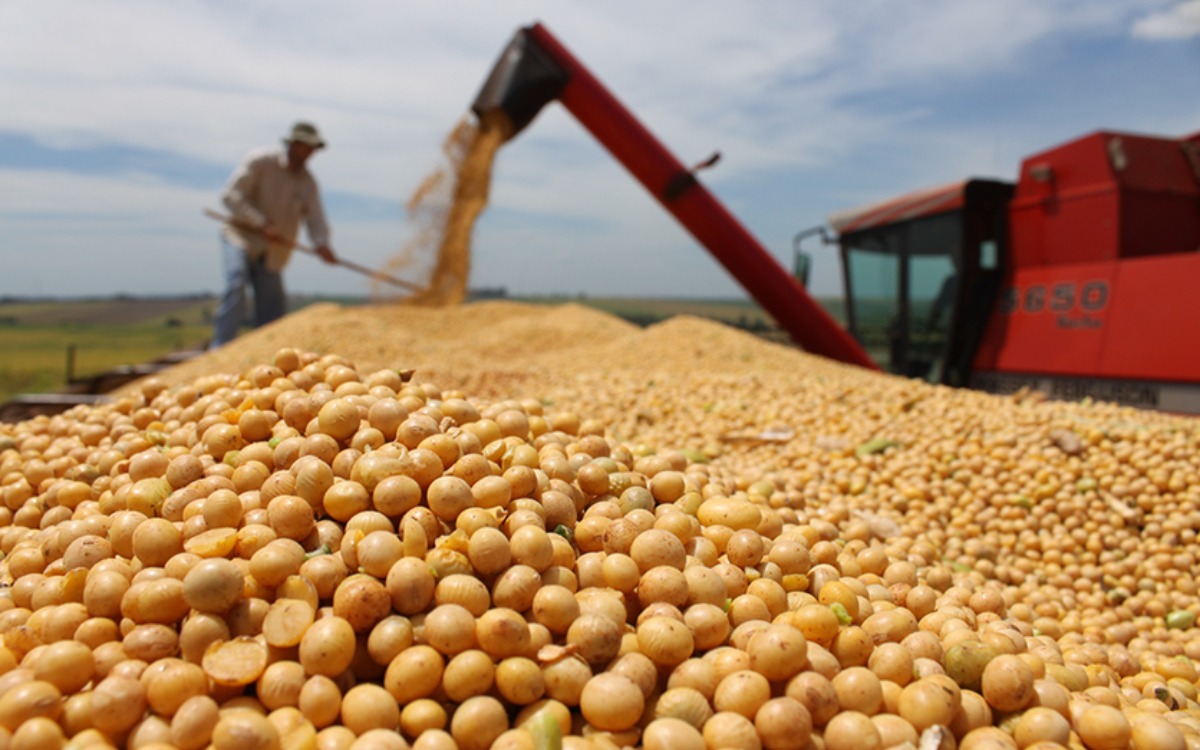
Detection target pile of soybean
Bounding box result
[0,303,1198,750]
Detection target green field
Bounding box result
[0,294,846,405]
[0,297,216,402]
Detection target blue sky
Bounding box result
[1,0,1197,300]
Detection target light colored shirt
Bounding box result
[221,147,331,272]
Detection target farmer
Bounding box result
[211,121,338,348]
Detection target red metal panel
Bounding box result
[1010,130,1200,268]
[1117,133,1200,192]
[973,255,1200,383]
[827,181,968,234]
[1116,134,1200,257]
[972,262,1114,377]
[526,24,878,369]
[1010,133,1119,267]
[1098,253,1200,382]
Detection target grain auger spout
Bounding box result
[471,23,878,369]
[471,26,567,140]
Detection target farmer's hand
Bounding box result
[315,245,337,265]
[261,224,283,243]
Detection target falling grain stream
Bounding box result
[372,112,514,306]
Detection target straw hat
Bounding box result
[284,121,326,149]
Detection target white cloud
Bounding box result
[1132,0,1200,38]
[0,0,1140,185]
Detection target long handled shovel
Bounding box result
[203,209,422,293]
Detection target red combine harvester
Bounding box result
[474,23,1200,413]
[816,133,1200,414]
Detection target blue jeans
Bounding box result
[211,236,286,348]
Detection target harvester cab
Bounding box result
[819,179,1014,387]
